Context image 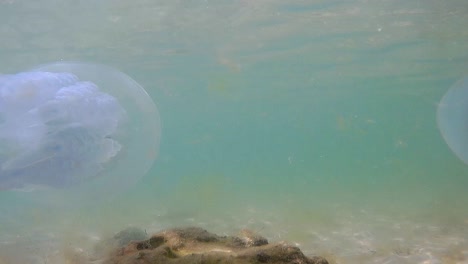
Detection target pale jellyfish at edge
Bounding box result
[437,76,468,165]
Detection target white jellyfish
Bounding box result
[0,62,161,192]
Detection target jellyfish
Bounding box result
[0,62,161,192]
[437,76,468,165]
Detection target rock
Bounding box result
[113,227,148,247]
[91,227,149,261]
[104,227,328,264]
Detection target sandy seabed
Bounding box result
[0,205,467,264]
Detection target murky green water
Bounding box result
[1,0,467,263]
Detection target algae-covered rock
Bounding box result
[104,227,328,264]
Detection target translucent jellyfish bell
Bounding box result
[0,62,161,195]
[437,76,468,165]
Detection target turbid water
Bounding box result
[0,1,467,263]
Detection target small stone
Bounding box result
[113,227,148,247]
[239,229,269,247]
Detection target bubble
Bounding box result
[0,62,161,196]
[437,76,468,165]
